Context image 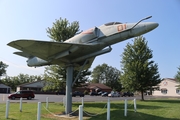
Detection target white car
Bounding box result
[108,91,120,97]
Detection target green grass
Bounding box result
[0,99,180,120]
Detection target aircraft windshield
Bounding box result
[104,22,122,26]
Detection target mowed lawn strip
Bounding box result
[0,99,179,120]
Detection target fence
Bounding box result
[3,97,137,120]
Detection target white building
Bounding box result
[153,78,180,96]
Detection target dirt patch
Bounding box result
[42,110,93,120]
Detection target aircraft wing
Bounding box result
[7,39,94,61]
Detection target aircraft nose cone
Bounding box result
[145,22,159,31]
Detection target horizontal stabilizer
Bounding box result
[14,51,34,58]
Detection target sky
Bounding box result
[0,0,180,79]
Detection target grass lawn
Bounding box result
[0,98,180,120]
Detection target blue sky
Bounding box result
[0,0,180,79]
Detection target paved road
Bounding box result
[0,94,137,103]
[0,94,179,103]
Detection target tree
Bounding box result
[43,65,66,92]
[174,66,180,82]
[174,66,180,88]
[0,61,8,80]
[46,17,79,42]
[43,65,91,92]
[91,63,122,91]
[44,18,91,91]
[120,36,161,100]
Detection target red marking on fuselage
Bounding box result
[117,24,126,32]
[82,28,93,34]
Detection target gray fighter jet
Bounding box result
[7,16,159,114]
[7,16,158,70]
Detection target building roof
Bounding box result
[17,80,45,87]
[0,84,11,88]
[87,83,112,90]
[162,78,179,83]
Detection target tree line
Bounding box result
[0,73,42,91]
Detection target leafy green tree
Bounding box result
[43,65,91,92]
[44,18,91,91]
[91,63,122,91]
[46,17,79,42]
[0,61,8,80]
[174,66,180,82]
[174,66,180,88]
[120,36,161,100]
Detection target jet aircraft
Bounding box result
[7,16,159,114]
[7,16,158,70]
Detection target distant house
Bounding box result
[74,83,112,93]
[87,83,112,92]
[16,80,45,93]
[153,78,180,96]
[0,84,11,93]
[17,80,112,94]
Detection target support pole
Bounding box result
[134,98,137,112]
[82,97,84,107]
[72,59,88,87]
[79,105,83,120]
[124,99,127,117]
[3,94,5,101]
[5,100,9,119]
[65,65,73,114]
[37,102,41,120]
[107,97,110,120]
[46,97,49,109]
[20,97,22,112]
[63,96,66,107]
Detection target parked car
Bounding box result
[72,91,84,97]
[121,92,134,97]
[8,90,35,100]
[97,91,104,96]
[90,91,98,96]
[108,91,120,97]
[56,91,65,95]
[101,92,109,97]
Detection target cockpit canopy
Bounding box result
[104,22,122,26]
